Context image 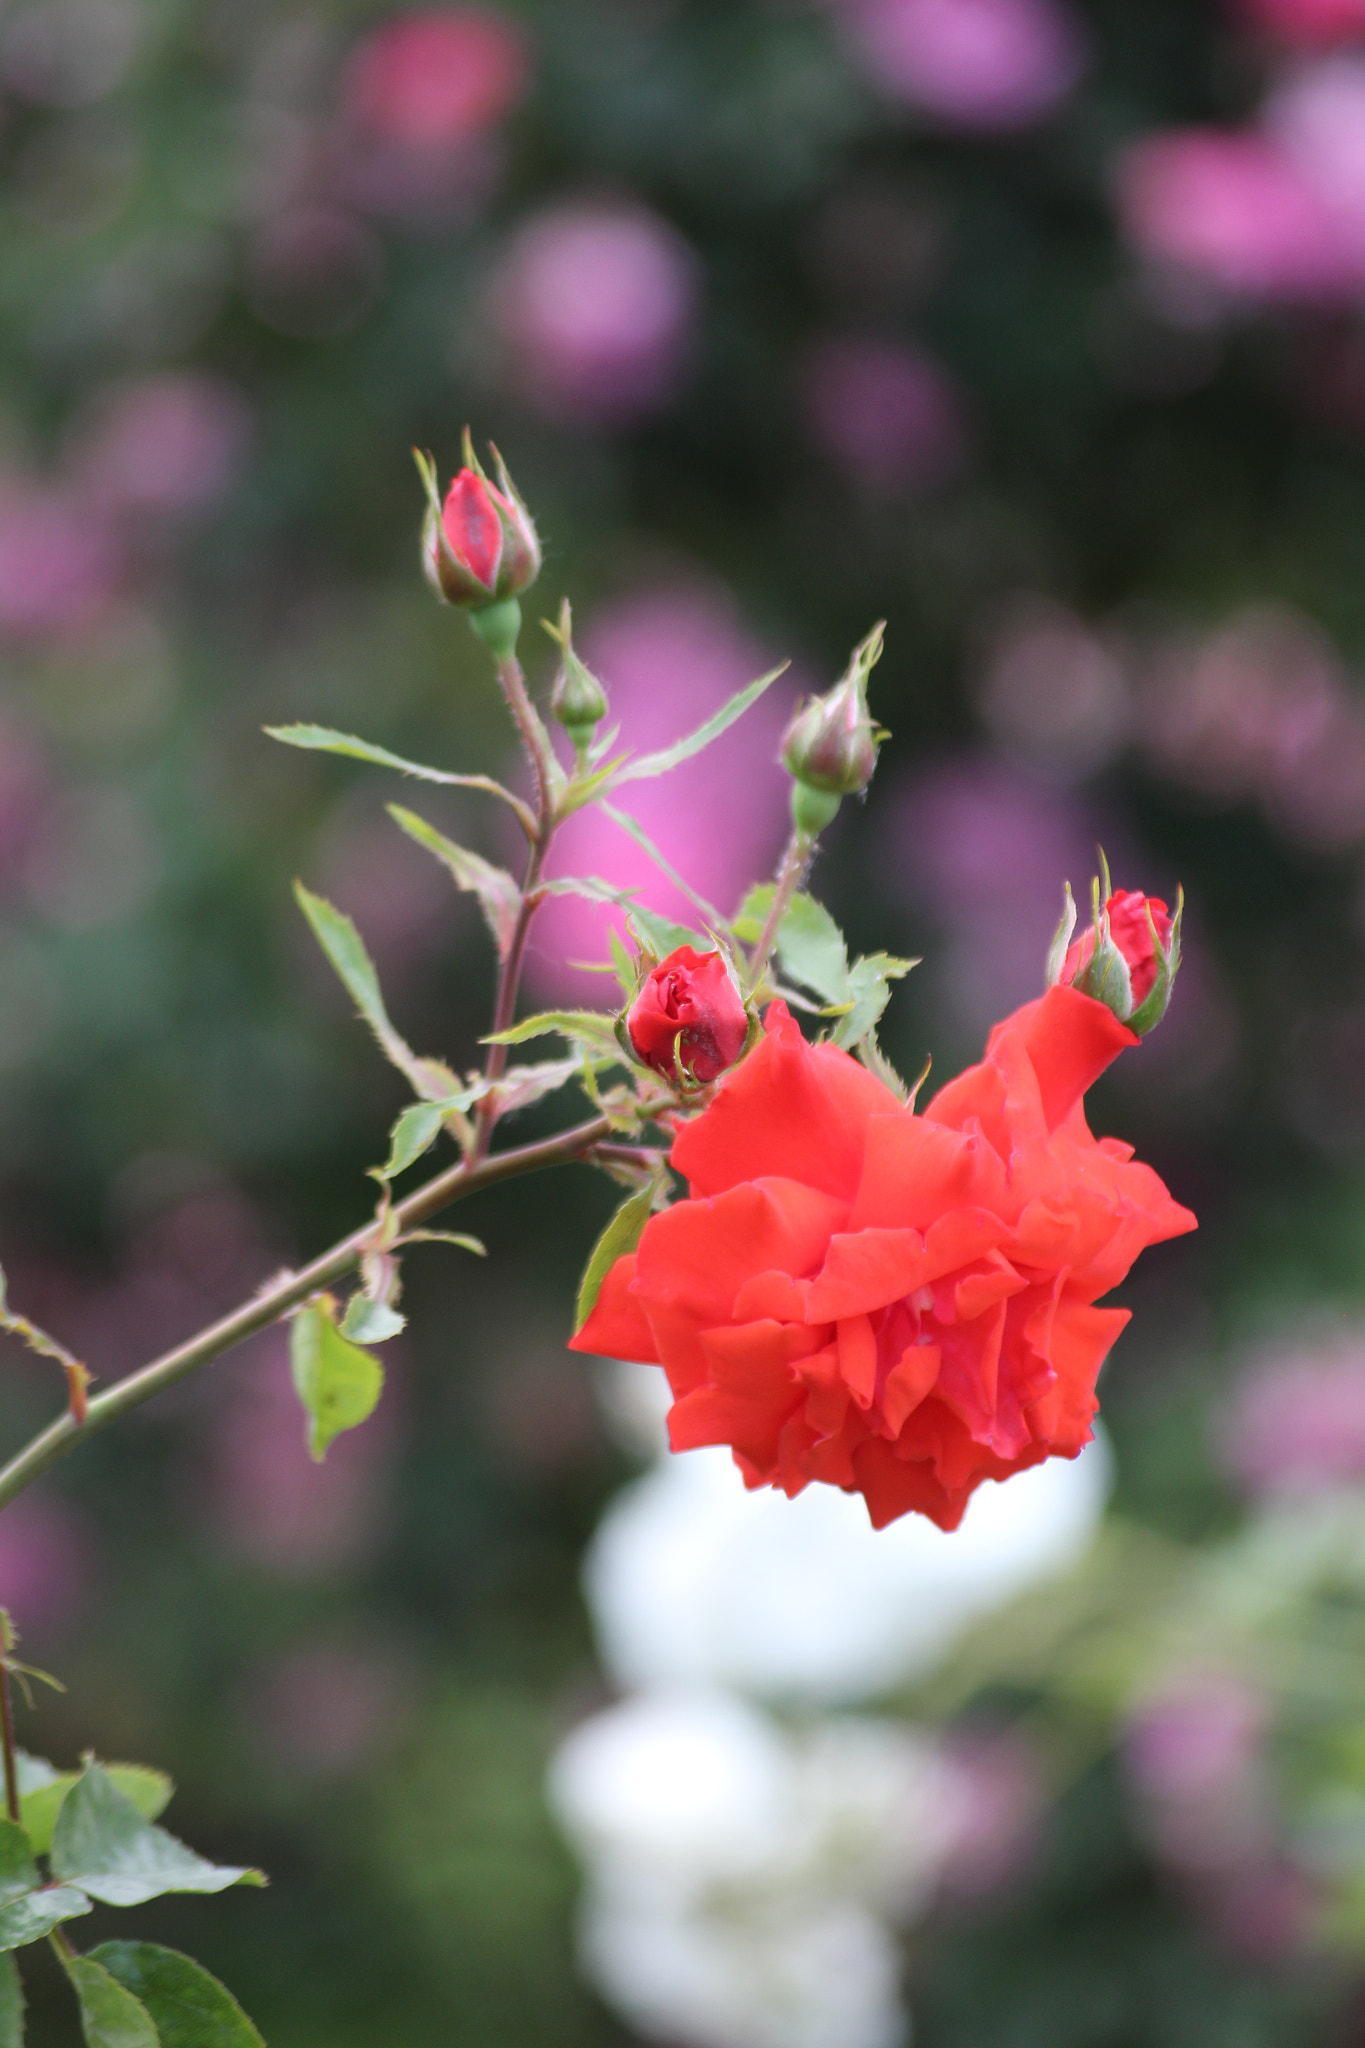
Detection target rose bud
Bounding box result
[545,598,609,763]
[1047,868,1183,1035]
[626,945,750,1085]
[781,621,888,837]
[418,433,541,653]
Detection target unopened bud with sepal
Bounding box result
[1047,860,1183,1035]
[416,433,541,655]
[545,599,608,763]
[781,622,889,837]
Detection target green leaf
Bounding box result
[91,1944,264,2048]
[294,884,436,1098]
[0,1816,90,1950]
[62,1957,158,2048]
[51,1765,263,1909]
[380,1101,449,1179]
[485,1011,623,1058]
[737,887,849,1005]
[16,1756,172,1859]
[598,804,728,929]
[338,1297,405,1344]
[575,1181,662,1333]
[0,1953,22,2046]
[288,1303,384,1462]
[607,925,638,997]
[828,953,916,1051]
[613,664,787,782]
[265,726,535,834]
[490,1056,591,1116]
[387,806,521,960]
[398,1230,486,1255]
[554,757,630,819]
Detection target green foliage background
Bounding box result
[0,0,1357,2040]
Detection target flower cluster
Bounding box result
[574,984,1194,1529]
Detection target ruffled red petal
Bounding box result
[671,1001,899,1201]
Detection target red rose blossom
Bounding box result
[627,945,749,1084]
[572,985,1195,1529]
[1061,888,1172,1009]
[423,450,540,608]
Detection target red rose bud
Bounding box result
[781,621,888,836]
[545,598,609,761]
[626,945,750,1085]
[419,434,541,610]
[1048,872,1182,1035]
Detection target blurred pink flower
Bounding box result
[342,9,528,147]
[0,1490,93,1636]
[312,805,454,987]
[1137,604,1365,849]
[830,0,1086,130]
[0,481,119,640]
[488,203,698,425]
[193,1329,398,1577]
[73,374,251,522]
[533,587,794,999]
[799,337,967,494]
[1234,0,1365,44]
[1124,1675,1273,1874]
[337,8,528,224]
[242,1637,413,1775]
[1115,129,1360,302]
[1219,1332,1365,1497]
[1265,57,1365,267]
[882,756,1101,1031]
[937,1731,1043,1899]
[974,595,1129,780]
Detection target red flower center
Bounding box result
[441,470,503,589]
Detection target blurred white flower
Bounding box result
[584,1407,1111,1704]
[549,1690,966,2048]
[576,1890,906,2048]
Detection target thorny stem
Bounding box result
[471,651,559,1164]
[0,1654,19,1824]
[0,1113,614,1516]
[745,828,814,997]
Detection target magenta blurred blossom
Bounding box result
[533,587,794,999]
[1234,0,1365,44]
[975,596,1130,780]
[342,9,527,147]
[74,374,251,522]
[937,1731,1043,1899]
[882,756,1100,1031]
[338,8,528,224]
[313,807,454,987]
[488,203,698,425]
[1265,58,1365,265]
[1124,1675,1275,1874]
[0,481,119,640]
[830,0,1086,130]
[243,1638,412,1775]
[1126,1677,1268,1809]
[1115,130,1360,303]
[799,337,967,494]
[1138,604,1365,849]
[194,1330,398,1576]
[1219,1333,1365,1497]
[0,1490,92,1636]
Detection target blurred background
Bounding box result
[1,0,1365,2040]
